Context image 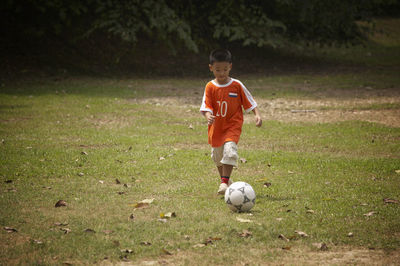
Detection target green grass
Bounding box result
[1,74,399,264]
[1,17,400,265]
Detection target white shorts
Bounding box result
[211,141,238,167]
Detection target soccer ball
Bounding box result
[224,182,256,212]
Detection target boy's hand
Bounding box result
[205,112,216,125]
[255,115,262,127]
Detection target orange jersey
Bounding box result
[200,78,257,147]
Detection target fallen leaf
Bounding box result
[236,217,253,223]
[7,188,16,192]
[282,246,291,250]
[263,182,272,188]
[60,228,71,234]
[121,249,134,253]
[312,242,328,251]
[160,212,176,219]
[240,158,247,163]
[162,248,173,255]
[123,184,130,188]
[84,228,96,233]
[364,211,376,217]
[395,170,400,174]
[140,241,152,246]
[295,230,308,237]
[383,198,399,204]
[78,172,84,176]
[188,124,194,129]
[276,218,283,222]
[129,214,135,220]
[158,218,168,223]
[347,232,354,237]
[115,178,121,184]
[5,180,12,183]
[4,227,17,233]
[306,209,315,214]
[239,230,252,238]
[31,239,43,245]
[43,186,52,189]
[54,222,68,226]
[288,170,294,174]
[267,163,272,167]
[81,151,88,155]
[193,243,206,248]
[140,198,155,204]
[184,235,190,240]
[134,202,149,209]
[204,237,222,245]
[278,234,290,242]
[117,191,126,195]
[159,157,165,161]
[99,180,104,184]
[55,200,67,207]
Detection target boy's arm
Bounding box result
[202,111,216,125]
[252,107,262,127]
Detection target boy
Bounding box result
[200,48,262,194]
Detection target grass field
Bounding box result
[1,19,400,265]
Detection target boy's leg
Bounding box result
[217,142,238,194]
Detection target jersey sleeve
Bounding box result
[199,83,214,114]
[238,81,257,112]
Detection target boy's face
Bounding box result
[209,61,232,84]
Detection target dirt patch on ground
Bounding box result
[131,93,400,128]
[254,97,400,127]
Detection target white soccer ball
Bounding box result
[224,182,256,212]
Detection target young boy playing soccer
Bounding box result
[200,48,262,194]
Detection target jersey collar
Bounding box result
[211,78,234,87]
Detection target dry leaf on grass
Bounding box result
[295,230,309,237]
[364,211,376,217]
[347,232,354,237]
[115,178,121,184]
[162,248,173,255]
[31,239,43,245]
[193,243,206,248]
[278,234,290,242]
[383,198,399,204]
[84,228,96,233]
[121,249,134,253]
[240,158,247,163]
[4,227,17,233]
[239,230,252,238]
[263,182,272,187]
[312,242,328,251]
[395,170,400,174]
[160,212,176,219]
[282,246,291,250]
[236,217,253,223]
[54,222,68,226]
[55,200,67,207]
[133,198,155,209]
[140,241,152,246]
[60,228,71,234]
[306,209,315,214]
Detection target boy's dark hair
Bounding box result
[209,48,232,64]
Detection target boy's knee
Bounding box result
[221,141,238,166]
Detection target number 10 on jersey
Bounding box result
[216,101,227,117]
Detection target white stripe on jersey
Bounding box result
[199,90,213,114]
[232,79,257,112]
